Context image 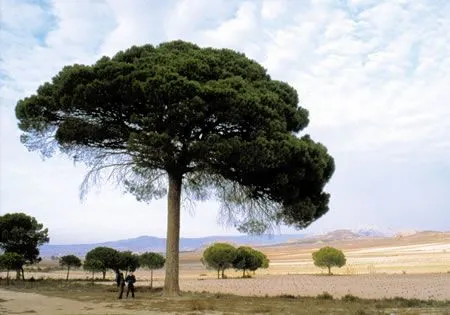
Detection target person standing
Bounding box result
[117,272,126,299]
[125,272,136,298]
[114,269,121,287]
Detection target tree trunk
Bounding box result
[221,268,225,279]
[102,270,106,280]
[66,266,70,281]
[217,269,220,279]
[242,269,246,278]
[327,266,331,275]
[21,267,25,280]
[150,269,153,289]
[163,172,182,296]
[16,269,20,280]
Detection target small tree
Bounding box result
[0,213,49,279]
[252,249,269,274]
[233,246,264,277]
[202,243,237,279]
[118,251,140,275]
[83,259,104,282]
[59,255,82,281]
[140,252,165,288]
[85,247,120,279]
[312,246,346,275]
[0,252,23,285]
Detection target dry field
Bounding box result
[11,231,449,299]
[1,231,450,314]
[139,231,450,300]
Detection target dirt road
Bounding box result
[0,288,165,315]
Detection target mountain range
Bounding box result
[39,234,307,257]
[39,228,392,258]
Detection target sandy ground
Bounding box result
[0,288,165,315]
[0,289,148,315]
[1,274,450,315]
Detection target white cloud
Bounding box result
[0,0,51,35]
[99,0,168,57]
[199,1,261,55]
[1,0,449,243]
[261,0,287,20]
[165,0,239,40]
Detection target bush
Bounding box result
[342,294,360,302]
[278,294,297,299]
[317,291,333,300]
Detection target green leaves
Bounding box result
[201,243,269,279]
[118,251,140,272]
[202,243,237,278]
[140,252,165,270]
[85,247,120,272]
[312,246,346,274]
[140,252,165,288]
[83,259,104,274]
[0,213,49,264]
[59,255,82,268]
[15,40,335,234]
[0,252,24,271]
[232,246,268,274]
[60,255,82,280]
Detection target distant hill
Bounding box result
[279,228,388,246]
[355,228,387,238]
[39,234,307,258]
[42,228,442,258]
[320,229,361,240]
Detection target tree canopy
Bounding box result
[0,252,23,284]
[59,254,82,280]
[312,246,346,275]
[202,243,237,279]
[140,252,165,270]
[232,246,266,277]
[140,252,165,288]
[15,40,335,295]
[0,212,49,279]
[83,259,104,281]
[117,251,140,273]
[254,250,269,269]
[85,247,120,279]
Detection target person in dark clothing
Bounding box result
[117,272,126,299]
[114,269,121,287]
[125,272,136,298]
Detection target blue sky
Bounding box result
[1,0,449,244]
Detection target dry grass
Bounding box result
[2,279,450,314]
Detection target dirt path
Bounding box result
[0,289,165,315]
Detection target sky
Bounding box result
[0,0,449,244]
